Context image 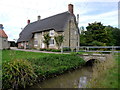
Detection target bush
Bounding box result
[63,47,71,51]
[39,48,61,52]
[39,48,46,51]
[51,49,61,52]
[2,59,37,89]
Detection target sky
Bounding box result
[0,0,119,41]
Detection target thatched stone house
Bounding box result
[17,4,80,49]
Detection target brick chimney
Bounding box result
[68,4,74,14]
[27,20,30,24]
[0,24,3,30]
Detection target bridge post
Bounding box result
[112,46,114,55]
[76,46,79,52]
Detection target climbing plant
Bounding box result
[54,35,64,49]
[43,33,51,49]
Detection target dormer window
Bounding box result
[49,30,54,36]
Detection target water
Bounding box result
[30,66,93,88]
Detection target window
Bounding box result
[49,30,54,36]
[75,31,77,35]
[34,34,38,38]
[49,38,54,45]
[34,40,38,46]
[21,43,23,46]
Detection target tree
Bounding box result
[80,28,87,46]
[112,27,120,46]
[43,33,51,49]
[104,26,115,45]
[54,35,64,49]
[80,22,114,46]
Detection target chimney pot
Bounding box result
[37,16,41,21]
[27,20,30,24]
[77,14,79,25]
[68,4,74,14]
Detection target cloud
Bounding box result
[79,10,118,29]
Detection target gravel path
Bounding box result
[10,47,67,54]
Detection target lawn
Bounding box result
[2,50,52,62]
[2,50,85,89]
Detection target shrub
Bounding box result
[39,48,61,52]
[63,47,71,51]
[39,48,46,51]
[51,49,61,52]
[2,59,37,89]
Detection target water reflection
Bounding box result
[30,66,93,88]
[79,76,87,88]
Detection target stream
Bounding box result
[30,65,93,88]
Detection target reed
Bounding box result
[2,59,37,89]
[87,54,118,88]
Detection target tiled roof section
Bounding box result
[0,29,8,38]
[17,11,75,42]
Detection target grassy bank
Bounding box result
[87,53,119,88]
[2,50,51,62]
[2,50,85,89]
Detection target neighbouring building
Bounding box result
[0,24,9,49]
[17,4,80,49]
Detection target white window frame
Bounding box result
[34,40,38,46]
[34,33,38,38]
[49,38,54,46]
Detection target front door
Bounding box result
[42,43,45,48]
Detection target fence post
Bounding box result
[61,46,63,54]
[76,46,78,52]
[112,46,114,55]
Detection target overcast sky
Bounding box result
[0,0,119,41]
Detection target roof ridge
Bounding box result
[30,11,69,25]
[40,11,69,21]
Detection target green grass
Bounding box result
[101,53,119,88]
[2,50,85,89]
[88,53,119,88]
[98,55,118,88]
[2,50,53,62]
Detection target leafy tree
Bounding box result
[112,27,120,46]
[43,33,51,49]
[104,26,115,45]
[80,22,120,46]
[80,28,87,46]
[54,35,64,49]
[85,22,108,46]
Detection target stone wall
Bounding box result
[0,37,9,49]
[63,16,79,49]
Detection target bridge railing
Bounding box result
[61,46,120,54]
